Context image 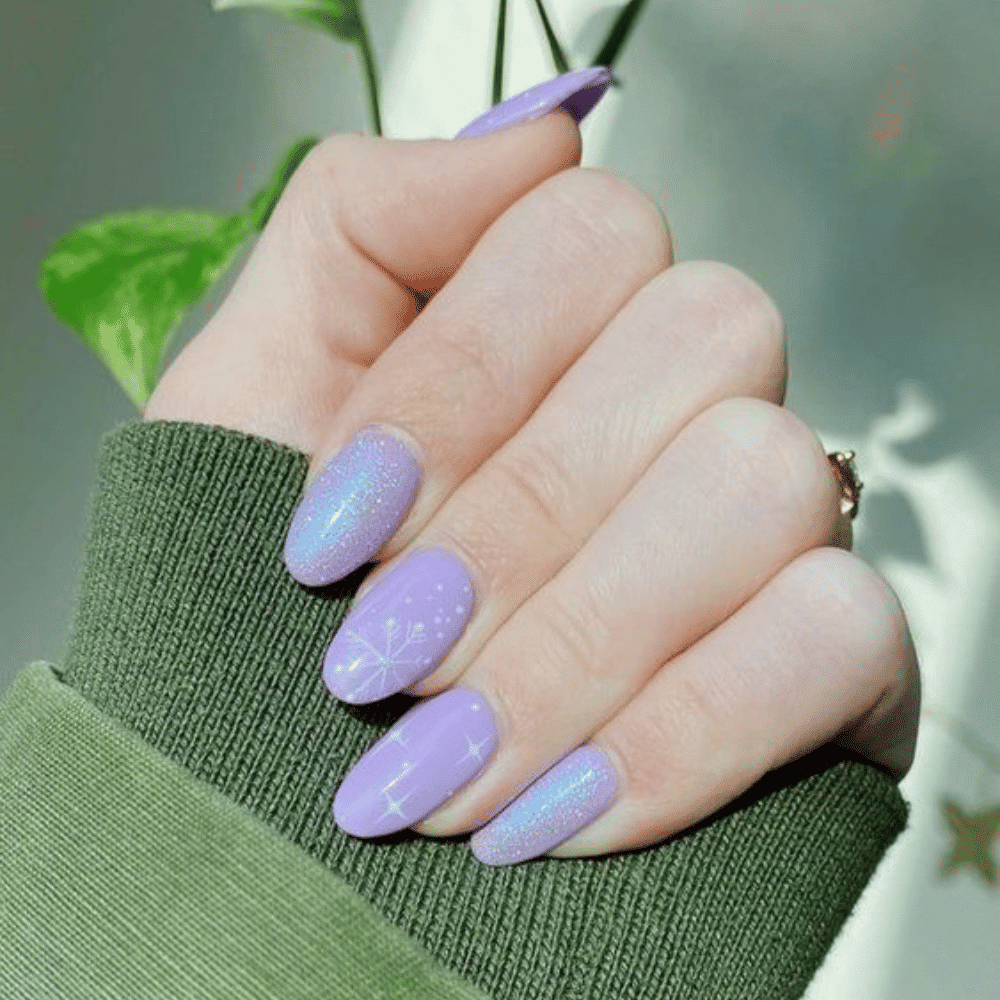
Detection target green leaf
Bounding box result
[212,0,362,43]
[531,1,570,75]
[245,135,320,231]
[39,210,250,409]
[37,135,318,409]
[590,0,651,83]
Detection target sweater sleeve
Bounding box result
[16,420,909,1000]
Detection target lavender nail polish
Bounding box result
[283,427,421,587]
[470,745,618,866]
[324,548,476,704]
[334,687,497,838]
[455,66,614,139]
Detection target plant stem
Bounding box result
[531,0,570,73]
[591,0,651,83]
[354,8,382,136]
[492,0,508,106]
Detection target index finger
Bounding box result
[146,96,586,449]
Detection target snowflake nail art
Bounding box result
[323,549,476,703]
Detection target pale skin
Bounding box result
[147,110,921,859]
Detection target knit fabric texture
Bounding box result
[0,663,491,1000]
[63,420,909,1000]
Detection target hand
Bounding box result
[147,97,919,865]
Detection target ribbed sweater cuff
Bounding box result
[63,420,908,1000]
[0,664,490,1000]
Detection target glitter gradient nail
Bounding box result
[334,687,497,838]
[323,548,476,704]
[454,66,614,139]
[471,745,619,866]
[284,427,421,587]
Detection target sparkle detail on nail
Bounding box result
[283,427,421,587]
[470,745,619,866]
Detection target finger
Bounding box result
[329,397,841,840]
[145,111,583,450]
[535,548,918,862]
[407,397,842,837]
[322,261,786,704]
[282,167,674,586]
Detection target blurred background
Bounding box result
[2,1,997,995]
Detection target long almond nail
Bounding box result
[470,745,619,865]
[334,688,497,838]
[284,427,421,587]
[455,66,613,139]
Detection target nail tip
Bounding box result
[469,828,515,866]
[454,65,614,139]
[284,427,421,588]
[470,844,503,867]
[283,537,340,588]
[332,793,379,839]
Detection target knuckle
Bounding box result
[541,167,673,274]
[438,444,576,597]
[537,586,611,685]
[268,136,348,240]
[277,137,338,206]
[293,133,366,188]
[273,134,372,243]
[432,329,507,405]
[606,674,725,802]
[488,440,577,552]
[788,547,913,682]
[702,397,838,539]
[672,261,787,396]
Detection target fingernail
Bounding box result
[323,548,476,704]
[283,427,421,587]
[334,687,497,838]
[470,745,618,865]
[455,65,614,139]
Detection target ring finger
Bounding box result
[480,547,916,864]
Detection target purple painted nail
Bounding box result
[334,687,497,838]
[283,427,421,587]
[470,745,619,865]
[455,66,614,139]
[324,548,476,704]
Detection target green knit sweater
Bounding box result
[0,420,908,999]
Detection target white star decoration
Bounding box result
[456,733,490,766]
[378,788,415,822]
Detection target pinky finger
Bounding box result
[471,547,918,864]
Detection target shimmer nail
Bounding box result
[324,548,476,704]
[470,745,619,866]
[283,427,421,587]
[334,687,497,838]
[454,65,614,139]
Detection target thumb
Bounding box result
[146,108,584,450]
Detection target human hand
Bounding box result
[147,68,920,865]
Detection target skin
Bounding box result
[147,111,921,859]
